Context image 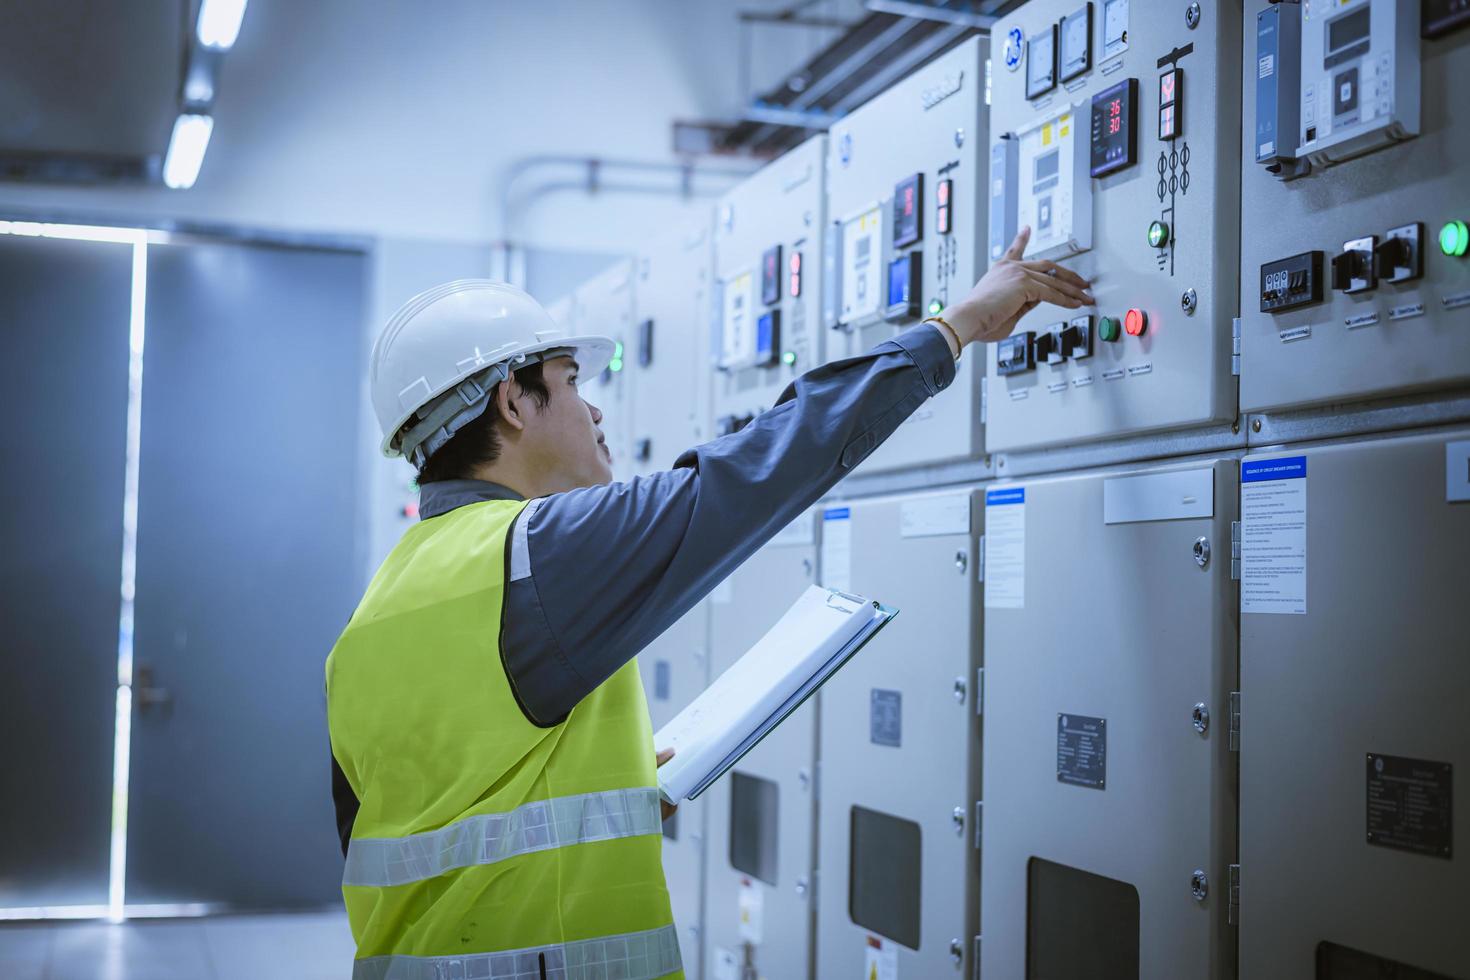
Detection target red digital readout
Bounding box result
[903,186,915,216]
[1161,72,1176,104]
[1108,98,1122,136]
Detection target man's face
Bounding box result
[517,355,612,490]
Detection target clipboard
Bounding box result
[654,585,898,804]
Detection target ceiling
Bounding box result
[0,1,184,175]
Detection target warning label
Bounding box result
[1241,455,1308,615]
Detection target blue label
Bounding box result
[986,487,1025,506]
[1241,455,1307,483]
[824,507,851,521]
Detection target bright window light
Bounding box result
[163,114,214,190]
[197,0,248,49]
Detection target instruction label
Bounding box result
[1366,754,1453,859]
[821,507,852,593]
[984,487,1025,609]
[1241,456,1308,615]
[864,935,898,980]
[738,878,764,943]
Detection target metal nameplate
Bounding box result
[1057,714,1106,789]
[1388,303,1425,322]
[1102,369,1126,381]
[1442,290,1470,311]
[870,689,902,747]
[1047,381,1068,394]
[1009,388,1030,401]
[1278,325,1312,343]
[1367,753,1452,859]
[1127,362,1153,377]
[1072,375,1094,388]
[1344,311,1380,330]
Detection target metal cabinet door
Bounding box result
[0,235,133,910]
[639,603,711,976]
[124,239,366,907]
[1239,432,1470,977]
[703,523,818,980]
[816,490,981,979]
[981,461,1238,980]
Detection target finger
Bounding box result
[1024,269,1091,305]
[655,747,675,767]
[661,801,679,821]
[1018,259,1091,291]
[1022,270,1087,309]
[1002,226,1031,262]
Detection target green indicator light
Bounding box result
[608,358,624,373]
[927,298,944,315]
[613,341,625,358]
[1147,220,1170,249]
[782,350,797,366]
[1440,220,1469,257]
[1098,316,1121,342]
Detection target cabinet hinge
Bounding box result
[977,534,986,583]
[1228,863,1240,926]
[1231,317,1242,376]
[1230,520,1242,580]
[974,800,983,850]
[980,380,989,425]
[973,935,982,980]
[1228,691,1241,752]
[975,667,985,717]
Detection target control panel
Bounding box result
[1298,0,1420,168]
[571,262,636,481]
[824,35,987,472]
[628,218,714,477]
[1239,0,1470,414]
[713,135,825,438]
[985,0,1241,453]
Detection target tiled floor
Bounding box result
[0,910,356,980]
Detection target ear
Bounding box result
[495,379,528,433]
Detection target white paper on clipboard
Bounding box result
[654,584,897,804]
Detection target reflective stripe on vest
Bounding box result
[342,786,662,888]
[351,923,681,980]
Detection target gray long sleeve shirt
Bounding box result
[332,322,956,849]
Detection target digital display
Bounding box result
[760,244,782,306]
[884,251,921,321]
[755,309,779,364]
[892,173,923,248]
[788,250,802,298]
[1026,25,1058,99]
[1089,77,1138,177]
[1060,4,1093,82]
[1328,7,1371,55]
[1158,67,1181,139]
[1034,148,1060,187]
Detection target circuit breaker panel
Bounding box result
[1238,432,1470,978]
[815,490,981,979]
[985,0,1241,452]
[630,217,714,476]
[636,602,710,973]
[713,136,825,439]
[981,459,1239,979]
[1239,0,1470,414]
[572,259,636,481]
[824,36,987,472]
[702,515,818,980]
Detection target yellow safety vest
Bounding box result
[326,498,681,979]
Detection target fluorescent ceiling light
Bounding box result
[163,114,214,190]
[197,0,248,49]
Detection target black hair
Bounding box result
[415,362,552,485]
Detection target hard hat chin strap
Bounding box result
[398,349,568,470]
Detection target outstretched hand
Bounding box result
[940,227,1094,347]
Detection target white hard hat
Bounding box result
[370,279,616,466]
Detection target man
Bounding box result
[326,228,1090,979]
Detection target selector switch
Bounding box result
[1374,223,1424,283]
[1332,236,1378,293]
[1063,315,1094,359]
[996,331,1036,375]
[1035,328,1066,365]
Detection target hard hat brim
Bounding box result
[380,334,618,459]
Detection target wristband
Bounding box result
[922,315,962,361]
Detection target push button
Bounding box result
[1098,316,1122,342]
[1124,308,1147,336]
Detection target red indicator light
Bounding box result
[1161,71,1176,104]
[937,205,951,235]
[937,180,950,205]
[789,273,801,298]
[790,252,801,273]
[1124,308,1148,336]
